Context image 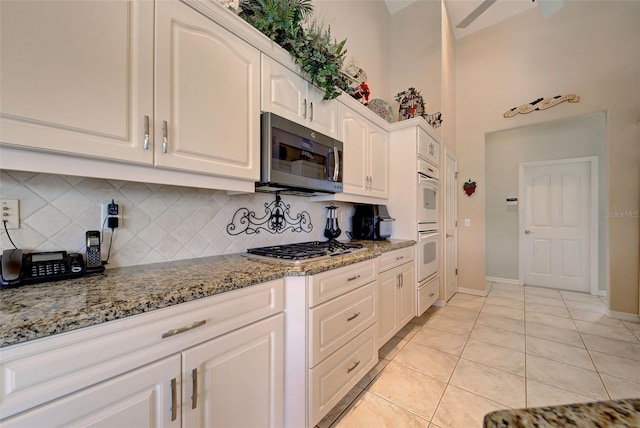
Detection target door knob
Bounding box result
[525,230,533,234]
[446,233,454,238]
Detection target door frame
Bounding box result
[518,156,598,294]
[444,149,458,301]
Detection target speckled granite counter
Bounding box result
[0,239,414,348]
[484,398,640,427]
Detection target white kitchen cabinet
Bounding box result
[1,355,181,428]
[339,103,389,199]
[0,280,284,424]
[0,0,154,165]
[418,127,440,167]
[0,0,260,186]
[261,55,338,138]
[155,1,260,180]
[182,314,283,428]
[377,247,416,347]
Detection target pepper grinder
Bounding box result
[324,204,341,241]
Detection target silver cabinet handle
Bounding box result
[309,102,314,121]
[191,368,198,410]
[162,320,207,339]
[400,273,404,287]
[347,312,361,322]
[303,99,307,119]
[525,230,533,235]
[347,360,361,373]
[162,120,168,153]
[446,233,454,238]
[396,256,404,261]
[396,274,401,288]
[170,378,177,422]
[347,274,361,282]
[333,146,340,182]
[429,292,435,297]
[143,115,150,150]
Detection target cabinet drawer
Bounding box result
[417,128,440,167]
[418,275,439,316]
[308,324,378,427]
[308,260,376,307]
[376,247,414,273]
[309,281,377,367]
[0,279,284,419]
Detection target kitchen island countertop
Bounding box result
[0,239,414,348]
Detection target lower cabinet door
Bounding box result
[182,314,284,428]
[2,355,181,428]
[377,268,399,347]
[398,262,416,327]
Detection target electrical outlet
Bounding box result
[101,201,122,228]
[0,199,20,230]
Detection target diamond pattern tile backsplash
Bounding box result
[0,170,355,268]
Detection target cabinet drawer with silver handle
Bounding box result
[309,281,377,367]
[418,275,439,316]
[376,246,414,274]
[308,324,377,427]
[308,260,376,307]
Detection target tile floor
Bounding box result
[317,282,640,428]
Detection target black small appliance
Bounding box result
[351,204,395,240]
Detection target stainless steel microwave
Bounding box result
[257,112,343,194]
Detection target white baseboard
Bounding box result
[594,289,607,297]
[606,310,640,323]
[486,276,521,286]
[457,287,489,297]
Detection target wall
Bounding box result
[390,0,442,127]
[441,0,456,154]
[456,1,640,315]
[485,112,608,291]
[314,0,392,102]
[0,170,354,268]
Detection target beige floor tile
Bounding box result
[436,305,480,323]
[462,339,525,376]
[481,303,524,321]
[469,324,525,352]
[476,312,525,334]
[379,337,407,360]
[485,295,525,309]
[525,321,585,347]
[525,354,609,400]
[411,327,469,356]
[395,322,423,342]
[526,379,597,408]
[526,336,595,370]
[488,288,524,301]
[333,391,429,428]
[581,333,640,361]
[622,320,640,334]
[393,342,458,382]
[426,314,475,336]
[356,358,390,389]
[569,310,625,327]
[316,385,363,428]
[600,374,640,400]
[565,300,607,314]
[451,292,486,302]
[525,302,570,318]
[491,283,524,293]
[432,385,507,428]
[449,358,526,408]
[559,291,605,305]
[574,320,639,342]
[524,294,567,308]
[368,362,447,421]
[590,351,640,383]
[525,312,577,331]
[525,286,562,298]
[447,295,486,312]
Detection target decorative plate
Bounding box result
[367,98,393,123]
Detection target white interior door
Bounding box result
[444,151,458,301]
[520,158,596,292]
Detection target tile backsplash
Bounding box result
[0,170,354,268]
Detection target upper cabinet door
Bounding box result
[305,85,338,138]
[0,0,154,164]
[261,56,307,124]
[368,124,389,199]
[339,106,368,195]
[154,1,260,181]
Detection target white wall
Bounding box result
[441,0,456,154]
[456,1,640,314]
[485,112,608,290]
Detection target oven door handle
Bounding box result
[418,173,438,185]
[333,146,340,182]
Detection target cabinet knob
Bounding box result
[525,230,533,235]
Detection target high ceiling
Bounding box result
[385,0,543,39]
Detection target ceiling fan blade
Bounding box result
[456,0,498,29]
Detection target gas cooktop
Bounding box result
[245,241,365,264]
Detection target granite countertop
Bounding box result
[484,398,640,427]
[0,239,414,348]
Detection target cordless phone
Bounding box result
[86,230,102,270]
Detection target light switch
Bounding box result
[464,218,471,227]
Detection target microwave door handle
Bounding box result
[333,146,340,182]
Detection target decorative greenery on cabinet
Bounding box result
[238,0,349,100]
